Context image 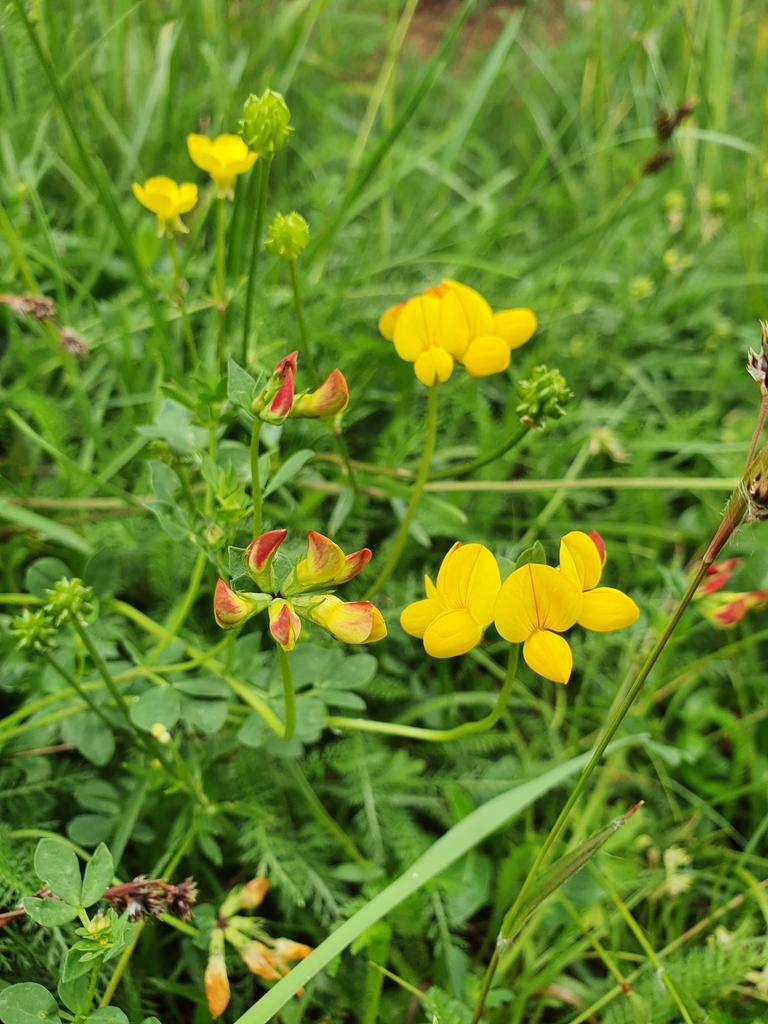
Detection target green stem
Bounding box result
[73,958,100,1023]
[277,644,297,741]
[329,645,518,743]
[216,197,227,368]
[286,761,368,866]
[168,234,197,368]
[251,417,262,536]
[148,549,207,664]
[288,256,319,386]
[43,651,114,732]
[428,421,531,482]
[364,384,438,598]
[100,922,143,1007]
[70,619,135,731]
[469,560,713,1024]
[242,154,272,364]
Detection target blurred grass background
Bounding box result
[3,0,768,1021]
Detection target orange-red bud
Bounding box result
[244,529,288,588]
[213,579,268,629]
[699,558,740,596]
[254,351,299,424]
[588,530,606,565]
[700,589,768,628]
[294,531,371,590]
[269,598,301,650]
[291,368,349,420]
[273,937,313,963]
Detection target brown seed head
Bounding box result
[60,326,89,359]
[0,293,57,320]
[642,150,675,176]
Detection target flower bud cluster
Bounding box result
[213,529,386,651]
[44,577,94,626]
[264,211,309,260]
[515,365,572,426]
[251,351,349,426]
[10,608,56,652]
[204,876,312,1018]
[240,89,293,154]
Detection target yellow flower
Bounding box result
[392,295,454,387]
[131,176,198,236]
[558,531,640,632]
[187,133,257,199]
[400,542,501,657]
[494,563,582,684]
[305,595,387,645]
[381,280,536,383]
[435,279,536,377]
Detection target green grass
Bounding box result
[2,0,768,1021]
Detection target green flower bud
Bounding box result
[239,89,293,154]
[44,577,94,625]
[11,608,56,651]
[264,212,309,261]
[516,365,572,426]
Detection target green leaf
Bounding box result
[25,557,70,599]
[0,983,61,1024]
[136,399,208,455]
[238,712,266,748]
[180,696,228,735]
[22,896,79,927]
[34,838,82,906]
[173,676,230,698]
[58,973,90,1015]
[328,484,354,536]
[232,737,646,1024]
[262,448,315,497]
[228,357,259,413]
[61,947,95,984]
[62,712,115,767]
[502,801,644,940]
[129,687,182,731]
[81,843,114,908]
[514,541,547,569]
[82,549,121,597]
[86,1009,129,1024]
[66,815,114,848]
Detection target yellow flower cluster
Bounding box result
[379,279,537,386]
[401,530,639,683]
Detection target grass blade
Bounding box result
[0,498,92,555]
[233,737,646,1024]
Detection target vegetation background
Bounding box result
[2,0,768,1021]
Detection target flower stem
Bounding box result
[364,384,438,598]
[288,256,319,386]
[277,644,296,741]
[469,556,717,1024]
[43,651,115,732]
[428,421,531,482]
[70,619,135,731]
[168,234,197,368]
[328,645,518,742]
[746,393,768,467]
[73,962,100,1024]
[251,417,263,536]
[216,197,227,368]
[242,153,272,365]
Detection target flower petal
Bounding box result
[379,302,405,341]
[309,596,385,644]
[437,288,473,357]
[435,542,463,600]
[523,629,573,683]
[494,563,582,642]
[423,608,483,658]
[441,280,494,336]
[577,588,639,632]
[400,598,444,638]
[268,599,301,650]
[436,543,500,626]
[559,531,603,591]
[334,547,372,584]
[461,335,511,377]
[187,134,220,175]
[296,531,346,588]
[492,308,537,350]
[176,183,199,214]
[414,347,453,386]
[393,295,441,362]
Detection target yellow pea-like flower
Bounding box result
[494,562,583,684]
[187,133,257,199]
[400,542,501,657]
[558,531,640,633]
[392,295,454,387]
[131,176,198,236]
[380,279,536,383]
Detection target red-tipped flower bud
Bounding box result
[244,529,288,589]
[291,369,349,420]
[268,599,301,651]
[239,876,269,910]
[306,595,387,644]
[213,579,268,630]
[253,351,299,424]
